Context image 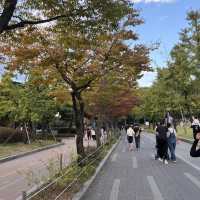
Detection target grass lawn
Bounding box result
[176,126,193,140]
[0,140,57,159]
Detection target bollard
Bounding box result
[22,191,27,200]
[60,153,63,171]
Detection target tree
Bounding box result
[134,10,200,122]
[0,72,58,134]
[1,1,150,159]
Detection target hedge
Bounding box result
[0,127,24,143]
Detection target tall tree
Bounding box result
[1,1,150,159]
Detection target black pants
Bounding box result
[135,136,140,149]
[157,138,168,160]
[190,139,200,157]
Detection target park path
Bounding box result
[0,137,95,200]
[81,133,200,200]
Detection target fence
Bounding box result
[21,130,121,200]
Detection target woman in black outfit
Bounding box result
[190,132,200,157]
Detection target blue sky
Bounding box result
[133,0,200,87]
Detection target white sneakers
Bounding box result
[164,160,168,164]
[158,158,168,164]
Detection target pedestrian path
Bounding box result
[81,133,200,200]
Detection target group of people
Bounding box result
[126,124,142,151]
[154,115,200,164]
[155,121,177,164]
[85,126,108,144]
[85,127,96,141]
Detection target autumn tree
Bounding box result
[1,1,150,159]
[84,65,147,146]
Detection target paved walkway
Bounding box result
[81,133,200,200]
[0,138,95,200]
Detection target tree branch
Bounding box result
[3,15,67,32]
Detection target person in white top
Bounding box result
[127,126,135,151]
[191,116,200,139]
[91,129,96,140]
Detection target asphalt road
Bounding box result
[0,138,95,200]
[81,133,200,200]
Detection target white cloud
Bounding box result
[132,0,176,3]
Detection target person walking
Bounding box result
[167,123,177,162]
[190,132,200,157]
[127,125,134,151]
[87,128,92,140]
[156,121,168,164]
[91,128,96,140]
[133,124,141,150]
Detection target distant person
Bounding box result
[191,116,200,139]
[167,123,177,162]
[91,129,96,140]
[165,112,173,125]
[190,132,200,157]
[154,122,160,159]
[156,121,168,164]
[87,128,91,140]
[133,124,142,150]
[127,126,134,151]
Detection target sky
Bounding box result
[132,0,200,87]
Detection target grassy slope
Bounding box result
[0,140,56,158]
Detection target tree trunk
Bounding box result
[71,91,85,162]
[0,0,17,33]
[95,118,102,148]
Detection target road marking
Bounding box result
[176,154,200,172]
[111,153,118,162]
[184,173,200,189]
[147,176,164,200]
[122,147,126,153]
[132,157,138,169]
[145,134,200,173]
[109,179,120,200]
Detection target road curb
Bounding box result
[72,136,122,200]
[0,142,64,164]
[177,137,193,144]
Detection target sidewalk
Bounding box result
[0,138,96,200]
[81,134,200,200]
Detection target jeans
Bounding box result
[168,139,176,161]
[135,136,140,149]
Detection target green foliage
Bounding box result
[134,10,200,121]
[0,126,23,143]
[0,73,58,124]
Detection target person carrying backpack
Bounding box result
[133,124,141,150]
[167,123,177,162]
[156,120,168,164]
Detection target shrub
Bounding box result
[0,126,24,143]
